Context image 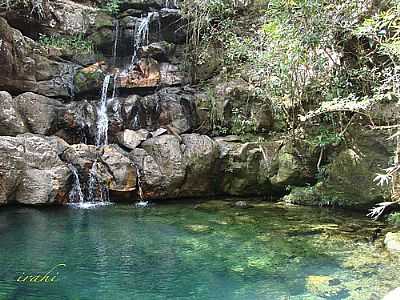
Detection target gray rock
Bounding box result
[117,129,150,150]
[101,145,137,192]
[0,91,28,136]
[151,128,168,138]
[13,92,64,135]
[383,287,400,300]
[384,232,400,254]
[0,17,77,97]
[0,134,70,205]
[217,139,281,196]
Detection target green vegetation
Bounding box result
[99,0,121,16]
[183,0,400,209]
[0,0,46,19]
[38,34,94,55]
[388,212,400,226]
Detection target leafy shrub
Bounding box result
[38,34,94,54]
[99,0,121,16]
[388,212,400,226]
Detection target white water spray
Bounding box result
[96,74,111,147]
[130,12,159,67]
[68,164,84,204]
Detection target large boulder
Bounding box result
[73,62,107,95]
[117,59,187,89]
[130,134,219,199]
[0,134,70,205]
[216,137,281,195]
[1,0,99,38]
[137,134,186,198]
[101,145,137,192]
[0,17,78,97]
[271,140,318,187]
[13,92,64,135]
[114,87,199,134]
[117,129,150,150]
[283,129,393,208]
[214,79,275,133]
[0,91,28,136]
[384,232,400,254]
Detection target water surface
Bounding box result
[0,200,398,299]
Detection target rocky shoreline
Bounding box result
[0,0,394,209]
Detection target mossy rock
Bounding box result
[73,63,106,95]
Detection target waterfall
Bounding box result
[164,0,178,8]
[130,12,159,67]
[87,74,112,205]
[68,164,84,204]
[87,161,110,203]
[96,74,111,147]
[112,19,120,66]
[135,167,149,208]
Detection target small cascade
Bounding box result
[87,160,110,205]
[112,19,120,66]
[164,0,179,8]
[68,164,84,204]
[96,74,111,147]
[134,167,150,208]
[132,111,140,129]
[129,12,159,68]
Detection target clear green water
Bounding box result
[0,200,399,300]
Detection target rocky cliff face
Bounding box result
[0,0,392,207]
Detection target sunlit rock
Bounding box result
[384,232,400,254]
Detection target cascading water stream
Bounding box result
[96,74,111,147]
[129,12,159,68]
[68,164,84,204]
[112,19,120,66]
[164,0,178,8]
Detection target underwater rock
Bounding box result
[306,275,345,299]
[184,224,212,233]
[384,232,400,254]
[233,201,253,209]
[0,134,70,205]
[194,200,229,212]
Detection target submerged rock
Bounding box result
[184,224,212,233]
[306,275,345,299]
